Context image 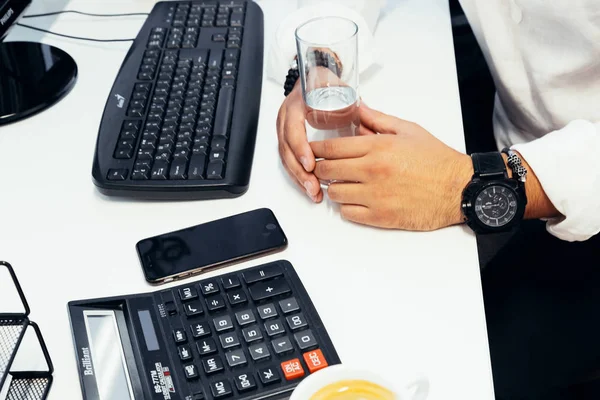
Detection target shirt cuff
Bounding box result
[512,120,600,241]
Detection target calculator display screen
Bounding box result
[138,310,160,351]
[84,310,135,400]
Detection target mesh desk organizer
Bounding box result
[0,261,53,400]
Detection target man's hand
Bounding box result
[311,104,473,230]
[276,82,323,202]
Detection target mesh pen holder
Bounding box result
[0,261,53,400]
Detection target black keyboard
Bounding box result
[69,261,341,399]
[92,1,264,199]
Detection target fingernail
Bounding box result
[300,156,310,171]
[304,181,313,196]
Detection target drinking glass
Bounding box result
[295,16,359,142]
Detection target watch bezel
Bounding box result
[461,179,526,233]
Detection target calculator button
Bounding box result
[294,330,318,350]
[221,275,241,289]
[303,349,329,373]
[179,286,198,301]
[192,391,205,400]
[210,379,232,398]
[219,332,240,349]
[235,309,256,326]
[202,355,224,374]
[213,315,234,332]
[234,373,257,392]
[201,280,220,295]
[242,325,263,343]
[258,366,281,385]
[279,297,300,314]
[173,328,187,343]
[184,363,199,380]
[257,303,278,320]
[281,359,305,381]
[206,295,226,311]
[264,319,285,337]
[225,349,247,367]
[197,338,217,356]
[184,301,204,317]
[271,336,294,355]
[286,313,308,330]
[227,289,248,305]
[249,279,291,301]
[165,301,178,316]
[249,343,270,361]
[190,322,211,338]
[243,264,283,284]
[178,345,193,361]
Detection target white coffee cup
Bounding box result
[290,365,429,400]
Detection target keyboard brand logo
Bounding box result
[0,8,14,25]
[115,94,125,108]
[81,347,93,376]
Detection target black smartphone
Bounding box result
[136,208,288,284]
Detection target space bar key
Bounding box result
[213,87,234,137]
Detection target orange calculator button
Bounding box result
[303,349,329,373]
[281,359,305,380]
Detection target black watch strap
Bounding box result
[471,152,507,180]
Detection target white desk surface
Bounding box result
[1,0,494,398]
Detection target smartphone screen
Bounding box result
[136,208,288,283]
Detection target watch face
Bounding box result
[474,185,518,228]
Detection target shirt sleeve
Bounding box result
[511,120,600,241]
[265,3,381,86]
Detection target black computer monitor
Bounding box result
[0,0,77,126]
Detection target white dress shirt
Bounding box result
[267,0,600,241]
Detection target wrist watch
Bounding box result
[461,152,527,233]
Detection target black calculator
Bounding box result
[68,260,340,400]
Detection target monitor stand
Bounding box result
[0,41,77,126]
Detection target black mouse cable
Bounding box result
[16,23,136,42]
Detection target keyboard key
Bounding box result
[216,18,229,27]
[264,319,285,337]
[286,313,308,330]
[201,280,220,295]
[221,275,240,289]
[234,373,257,393]
[271,336,293,355]
[257,303,278,320]
[281,359,305,381]
[249,343,270,361]
[183,363,199,380]
[243,264,283,284]
[235,309,256,326]
[107,168,128,180]
[242,325,263,343]
[225,349,247,367]
[202,355,224,375]
[258,367,281,385]
[132,167,150,180]
[213,87,234,137]
[206,160,225,180]
[303,349,329,373]
[196,338,217,356]
[212,33,226,42]
[230,12,244,26]
[210,379,232,398]
[190,322,211,338]
[219,332,240,349]
[208,49,223,69]
[279,298,300,314]
[184,301,203,317]
[188,155,206,179]
[211,135,227,151]
[213,315,233,332]
[294,329,318,350]
[227,39,241,49]
[178,344,193,361]
[169,159,188,179]
[207,295,226,312]
[173,328,187,343]
[227,289,247,306]
[151,161,169,180]
[249,279,291,301]
[179,286,198,301]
